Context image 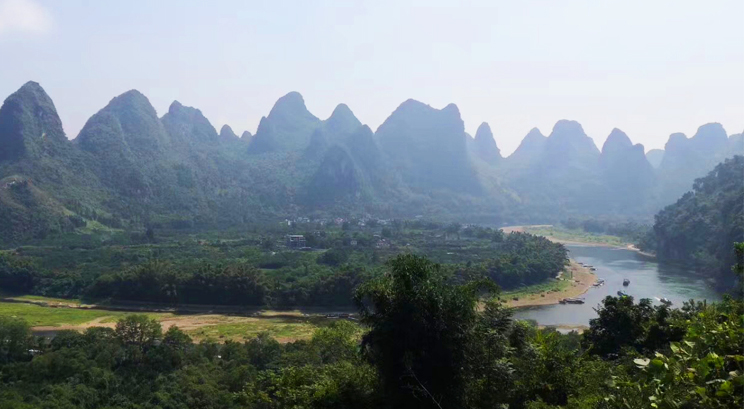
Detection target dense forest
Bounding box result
[0,222,566,308]
[0,250,741,409]
[639,155,744,288]
[1,81,742,245]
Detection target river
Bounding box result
[512,244,722,328]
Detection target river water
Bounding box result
[512,245,722,327]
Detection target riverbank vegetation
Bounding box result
[0,250,741,409]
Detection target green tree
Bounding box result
[604,297,744,409]
[355,254,494,409]
[115,314,162,351]
[582,296,686,359]
[0,316,32,363]
[381,227,392,238]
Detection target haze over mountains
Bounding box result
[1,81,742,244]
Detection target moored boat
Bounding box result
[560,297,585,304]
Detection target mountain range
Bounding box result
[0,81,741,244]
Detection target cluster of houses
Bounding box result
[281,215,393,228]
[283,233,393,251]
[285,235,307,249]
[374,237,391,249]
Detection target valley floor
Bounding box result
[0,225,608,341]
[2,257,595,340]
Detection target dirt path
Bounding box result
[32,315,116,332]
[505,260,595,308]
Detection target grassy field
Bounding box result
[185,317,324,343]
[5,294,83,304]
[0,301,126,327]
[2,297,332,343]
[523,226,627,247]
[500,278,571,300]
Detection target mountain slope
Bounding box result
[376,100,481,195]
[506,128,546,168]
[503,120,603,216]
[220,125,238,140]
[324,103,362,143]
[599,128,656,211]
[658,123,739,204]
[248,92,321,154]
[0,81,69,161]
[75,90,172,200]
[305,145,365,206]
[471,122,501,165]
[162,101,219,145]
[0,83,108,243]
[1,81,740,243]
[646,149,664,168]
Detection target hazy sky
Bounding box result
[1,0,742,155]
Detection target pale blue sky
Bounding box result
[1,0,742,155]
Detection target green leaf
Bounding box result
[634,358,650,367]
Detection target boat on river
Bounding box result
[559,297,585,304]
[623,279,630,286]
[617,291,628,297]
[592,279,605,287]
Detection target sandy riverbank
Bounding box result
[500,225,605,308]
[505,260,596,308]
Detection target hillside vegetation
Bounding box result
[639,155,744,288]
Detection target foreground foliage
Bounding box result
[0,251,740,409]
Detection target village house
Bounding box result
[285,235,306,249]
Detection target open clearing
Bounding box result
[1,297,331,343]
